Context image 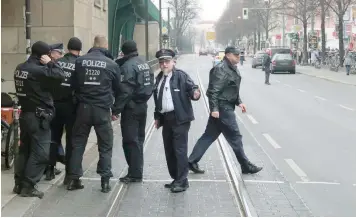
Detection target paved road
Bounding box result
[193,55,355,216]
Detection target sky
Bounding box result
[151,0,229,21]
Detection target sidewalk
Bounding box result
[297,65,356,86]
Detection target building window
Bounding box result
[94,0,102,8]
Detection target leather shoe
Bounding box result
[101,179,111,193]
[67,179,84,191]
[241,162,263,174]
[189,162,205,174]
[119,175,142,184]
[171,181,189,193]
[164,181,175,188]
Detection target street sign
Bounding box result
[242,8,248,19]
[162,27,168,34]
[206,32,216,41]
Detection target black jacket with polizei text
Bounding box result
[153,68,200,125]
[72,47,121,112]
[52,53,79,102]
[14,56,65,112]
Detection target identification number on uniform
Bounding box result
[14,70,28,96]
[84,68,101,85]
[61,70,72,87]
[143,71,151,86]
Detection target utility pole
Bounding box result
[159,0,162,49]
[282,12,285,46]
[168,8,171,48]
[145,0,149,61]
[25,0,31,60]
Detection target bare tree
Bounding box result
[167,0,199,49]
[280,0,320,64]
[255,0,281,41]
[320,0,331,62]
[326,0,356,66]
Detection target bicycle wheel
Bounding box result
[4,123,15,169]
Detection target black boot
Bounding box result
[20,183,44,199]
[45,165,55,181]
[189,162,205,174]
[101,177,111,193]
[171,180,189,193]
[119,174,142,184]
[241,161,263,174]
[67,179,84,191]
[54,167,61,175]
[13,184,22,194]
[63,175,70,185]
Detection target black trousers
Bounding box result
[14,112,52,186]
[120,103,147,178]
[162,111,190,185]
[49,101,76,171]
[189,107,249,165]
[265,69,270,83]
[68,103,113,179]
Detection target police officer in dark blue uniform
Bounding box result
[154,49,201,193]
[114,41,154,183]
[67,35,121,193]
[13,41,65,198]
[46,37,82,183]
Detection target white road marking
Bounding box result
[244,180,285,184]
[275,80,281,83]
[296,181,340,185]
[246,114,258,124]
[297,89,306,93]
[314,96,326,101]
[81,177,119,181]
[284,84,292,87]
[143,179,228,183]
[339,104,355,111]
[262,133,281,149]
[285,159,309,182]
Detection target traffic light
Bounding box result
[242,8,248,20]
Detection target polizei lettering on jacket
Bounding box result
[57,61,75,71]
[137,63,150,71]
[82,60,107,68]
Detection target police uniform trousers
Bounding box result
[68,103,113,179]
[189,105,249,165]
[162,111,190,185]
[14,111,53,186]
[120,102,147,178]
[49,100,76,172]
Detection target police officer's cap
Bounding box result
[155,49,175,60]
[49,43,64,54]
[121,40,137,55]
[31,41,50,57]
[225,46,240,55]
[67,37,82,51]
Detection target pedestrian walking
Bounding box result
[46,37,82,184]
[66,35,121,193]
[114,40,154,183]
[13,41,65,198]
[188,46,262,175]
[153,49,201,193]
[344,51,352,76]
[264,53,272,85]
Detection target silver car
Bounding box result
[252,52,268,68]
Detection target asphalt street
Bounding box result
[193,54,356,216]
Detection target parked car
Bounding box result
[199,49,208,56]
[265,46,292,59]
[252,51,268,68]
[270,53,296,74]
[213,50,225,66]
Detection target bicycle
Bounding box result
[1,79,21,169]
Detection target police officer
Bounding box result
[13,41,65,198]
[49,43,64,61]
[66,35,121,193]
[114,40,154,183]
[154,49,201,193]
[264,53,271,85]
[45,37,82,183]
[188,47,262,175]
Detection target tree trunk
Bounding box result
[257,21,261,50]
[321,0,326,63]
[254,29,257,54]
[338,13,345,66]
[303,19,308,64]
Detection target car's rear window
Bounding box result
[257,53,266,57]
[274,54,293,60]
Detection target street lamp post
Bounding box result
[159,0,162,49]
[145,0,149,61]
